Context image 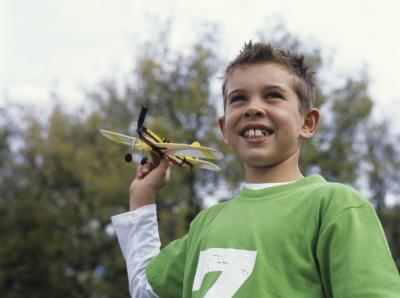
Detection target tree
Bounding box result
[0,107,13,204]
[363,122,400,267]
[0,106,132,297]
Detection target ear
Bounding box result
[300,108,320,139]
[218,116,229,144]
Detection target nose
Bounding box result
[244,102,265,118]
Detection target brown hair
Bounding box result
[222,41,316,113]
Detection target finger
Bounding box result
[140,157,148,165]
[159,155,170,170]
[157,156,171,183]
[136,163,150,179]
[149,155,169,173]
[164,164,171,183]
[149,151,161,168]
[136,163,143,176]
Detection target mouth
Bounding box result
[239,125,274,139]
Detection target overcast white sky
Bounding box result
[1,0,400,122]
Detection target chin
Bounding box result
[242,156,277,168]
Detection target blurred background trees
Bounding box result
[1,23,399,297]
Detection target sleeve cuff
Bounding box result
[111,204,157,226]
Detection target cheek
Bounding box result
[281,108,303,130]
[277,114,303,139]
[224,111,240,129]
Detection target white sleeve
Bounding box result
[111,204,160,298]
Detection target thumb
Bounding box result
[159,155,170,169]
[148,153,170,177]
[157,155,171,184]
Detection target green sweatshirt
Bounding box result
[147,175,400,297]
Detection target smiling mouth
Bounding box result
[240,128,273,138]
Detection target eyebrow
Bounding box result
[227,88,246,98]
[227,84,288,98]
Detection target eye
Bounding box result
[265,92,283,100]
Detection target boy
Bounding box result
[111,42,400,297]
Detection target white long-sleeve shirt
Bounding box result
[111,204,160,298]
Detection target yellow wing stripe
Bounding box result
[145,128,164,143]
[199,148,218,160]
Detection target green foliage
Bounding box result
[0,107,131,297]
[1,22,399,297]
[301,77,374,183]
[0,106,17,206]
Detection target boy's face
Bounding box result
[219,63,318,180]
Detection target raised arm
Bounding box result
[112,155,170,297]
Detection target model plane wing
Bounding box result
[183,157,221,171]
[154,142,223,160]
[100,130,150,151]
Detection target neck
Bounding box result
[244,150,304,183]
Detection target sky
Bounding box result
[1,0,399,207]
[1,0,400,123]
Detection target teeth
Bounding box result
[244,129,269,138]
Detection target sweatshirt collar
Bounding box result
[239,174,326,199]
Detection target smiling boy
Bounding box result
[111,42,400,297]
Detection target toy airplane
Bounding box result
[100,107,223,171]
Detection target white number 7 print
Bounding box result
[192,248,257,297]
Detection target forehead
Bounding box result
[225,62,297,93]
